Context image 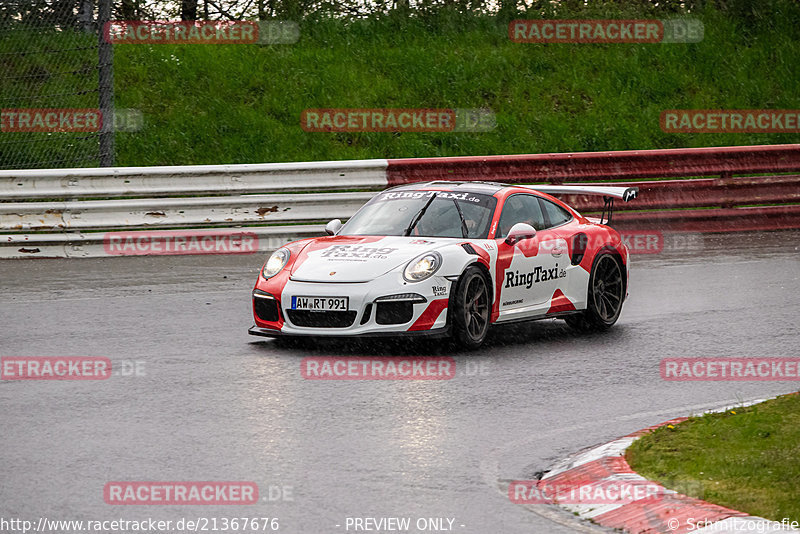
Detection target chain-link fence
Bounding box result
[0,0,113,169]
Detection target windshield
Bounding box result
[340,190,498,239]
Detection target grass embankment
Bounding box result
[0,29,101,167]
[626,393,800,522]
[3,2,800,168]
[113,3,800,165]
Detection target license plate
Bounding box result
[291,296,349,311]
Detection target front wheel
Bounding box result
[451,266,491,349]
[565,253,625,331]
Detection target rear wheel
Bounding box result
[565,253,625,331]
[451,266,491,349]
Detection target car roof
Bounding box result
[387,181,508,194]
[384,181,578,214]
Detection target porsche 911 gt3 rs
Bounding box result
[249,181,639,348]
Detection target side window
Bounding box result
[497,194,546,237]
[540,198,573,228]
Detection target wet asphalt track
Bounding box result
[1,231,799,534]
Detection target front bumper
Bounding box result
[251,270,453,337]
[248,325,450,339]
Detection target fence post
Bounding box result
[98,0,115,167]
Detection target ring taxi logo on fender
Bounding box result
[505,265,566,289]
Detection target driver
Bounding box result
[499,195,541,237]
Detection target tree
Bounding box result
[181,0,198,20]
[119,0,140,20]
[52,0,79,25]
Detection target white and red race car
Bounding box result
[249,181,638,348]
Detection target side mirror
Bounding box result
[325,219,343,236]
[505,222,537,246]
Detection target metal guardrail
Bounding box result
[388,144,800,233]
[560,175,800,211]
[0,159,388,200]
[0,192,375,231]
[1,144,799,259]
[386,144,800,183]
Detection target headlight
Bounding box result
[262,248,290,279]
[403,252,442,282]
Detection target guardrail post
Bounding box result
[719,171,734,208]
[98,0,115,167]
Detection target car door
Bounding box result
[495,194,568,318]
[537,196,590,310]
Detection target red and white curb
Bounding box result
[534,399,797,534]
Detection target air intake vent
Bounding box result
[286,310,357,328]
[253,291,281,322]
[571,233,589,265]
[360,303,373,325]
[375,302,414,325]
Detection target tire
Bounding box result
[451,265,491,349]
[565,252,625,332]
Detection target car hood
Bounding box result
[290,235,453,283]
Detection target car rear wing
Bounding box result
[525,185,639,225]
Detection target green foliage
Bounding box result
[4,1,800,167]
[114,4,800,165]
[0,26,100,168]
